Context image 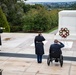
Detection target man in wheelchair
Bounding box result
[49,39,64,62]
[47,39,65,67]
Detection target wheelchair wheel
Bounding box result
[59,55,63,67]
[47,55,50,66]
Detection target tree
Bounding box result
[23,9,38,32]
[22,4,31,13]
[49,9,59,28]
[0,7,10,32]
[70,2,76,9]
[34,8,51,31]
[23,7,51,32]
[0,0,26,32]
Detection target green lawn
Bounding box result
[45,27,58,33]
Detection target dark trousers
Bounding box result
[37,55,42,63]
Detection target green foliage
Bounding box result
[46,26,58,33]
[0,7,10,32]
[6,2,24,26]
[22,4,45,13]
[22,4,31,13]
[0,0,25,32]
[70,2,76,9]
[23,9,37,32]
[0,0,59,32]
[34,8,51,31]
[23,8,51,32]
[49,9,59,28]
[10,25,21,32]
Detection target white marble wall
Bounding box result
[55,10,76,40]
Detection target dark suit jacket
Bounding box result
[49,42,64,55]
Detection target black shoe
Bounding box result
[38,61,42,63]
[40,61,42,63]
[38,61,40,63]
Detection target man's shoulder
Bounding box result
[51,43,59,46]
[51,44,54,46]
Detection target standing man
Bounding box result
[34,32,45,63]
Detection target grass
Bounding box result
[45,26,58,33]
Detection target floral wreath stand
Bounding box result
[59,27,70,47]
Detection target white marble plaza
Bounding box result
[0,33,76,75]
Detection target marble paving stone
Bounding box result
[18,49,35,54]
[72,61,76,65]
[70,69,76,75]
[0,33,76,75]
[3,71,23,75]
[0,57,9,66]
[71,65,76,71]
[72,52,76,57]
[25,61,70,75]
[62,51,73,56]
[36,74,51,75]
[1,48,21,53]
[22,72,36,75]
[5,58,33,67]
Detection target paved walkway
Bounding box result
[0,33,76,75]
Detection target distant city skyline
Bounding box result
[26,0,76,2]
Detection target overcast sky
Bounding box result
[26,0,76,2]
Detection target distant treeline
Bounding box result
[0,0,76,32]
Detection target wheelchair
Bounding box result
[47,50,63,67]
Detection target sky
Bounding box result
[26,0,76,2]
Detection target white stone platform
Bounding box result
[0,33,76,75]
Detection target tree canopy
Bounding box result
[0,7,10,32]
[0,0,59,32]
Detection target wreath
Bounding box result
[59,27,69,38]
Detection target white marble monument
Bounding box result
[55,10,76,40]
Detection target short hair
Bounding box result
[54,39,58,43]
[38,33,41,36]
